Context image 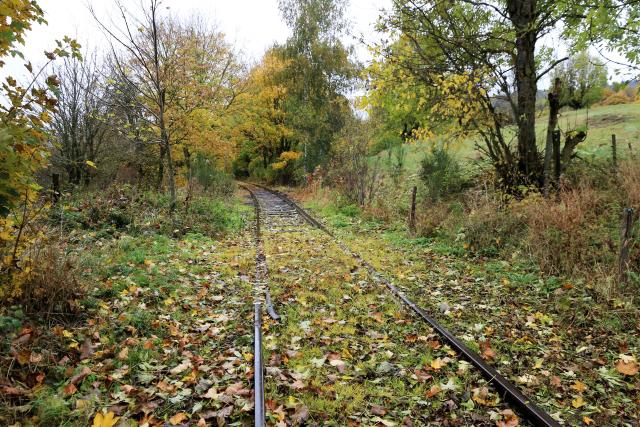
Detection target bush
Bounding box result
[419,148,465,201]
[522,189,616,276]
[600,90,634,105]
[192,155,235,198]
[18,241,83,316]
[462,191,526,254]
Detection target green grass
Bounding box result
[373,103,640,177]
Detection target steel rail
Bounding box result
[250,183,561,427]
[239,183,281,427]
[240,183,280,321]
[253,302,265,427]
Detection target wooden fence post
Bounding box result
[611,134,618,172]
[409,186,417,235]
[552,129,561,186]
[52,173,61,204]
[619,207,635,285]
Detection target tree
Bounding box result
[0,0,80,299]
[277,0,358,173]
[551,51,608,109]
[50,53,111,185]
[367,0,637,190]
[232,49,296,181]
[91,0,180,212]
[92,3,244,208]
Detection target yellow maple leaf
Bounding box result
[92,411,119,427]
[570,381,587,393]
[430,358,446,370]
[572,396,586,408]
[583,416,594,425]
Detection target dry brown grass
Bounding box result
[19,240,83,318]
[619,159,640,208]
[522,188,615,276]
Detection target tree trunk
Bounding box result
[157,143,166,190]
[164,134,177,213]
[543,78,561,197]
[507,0,540,184]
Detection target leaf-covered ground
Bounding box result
[302,201,640,426]
[3,186,638,427]
[1,196,258,426]
[258,207,525,426]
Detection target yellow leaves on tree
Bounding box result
[0,0,81,301]
[232,50,294,166]
[271,151,302,170]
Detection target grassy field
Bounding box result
[374,103,640,175]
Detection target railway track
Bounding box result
[242,182,559,427]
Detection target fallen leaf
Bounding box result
[426,384,441,397]
[170,360,191,375]
[430,358,445,370]
[479,340,496,360]
[117,347,129,361]
[63,383,77,395]
[496,409,519,427]
[291,404,309,425]
[583,416,594,425]
[572,396,586,408]
[92,411,119,427]
[570,380,587,393]
[615,359,638,376]
[290,380,305,390]
[169,412,188,425]
[371,404,387,416]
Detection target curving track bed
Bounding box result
[241,183,559,427]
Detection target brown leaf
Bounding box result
[117,347,129,361]
[290,380,305,390]
[426,384,442,397]
[413,369,432,383]
[63,383,78,395]
[70,367,92,385]
[225,382,251,396]
[550,376,562,388]
[371,404,387,416]
[479,340,496,360]
[615,359,638,376]
[291,404,309,425]
[80,338,95,360]
[1,385,28,396]
[404,334,418,343]
[169,412,188,425]
[157,380,175,393]
[496,409,519,427]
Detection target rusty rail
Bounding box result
[251,183,560,427]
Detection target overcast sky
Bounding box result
[3,0,391,81]
[3,0,635,89]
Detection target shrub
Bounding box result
[462,191,526,254]
[600,90,633,105]
[419,148,465,201]
[521,189,616,277]
[620,160,640,208]
[192,155,235,198]
[18,240,83,316]
[415,201,458,237]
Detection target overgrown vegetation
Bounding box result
[2,0,640,424]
